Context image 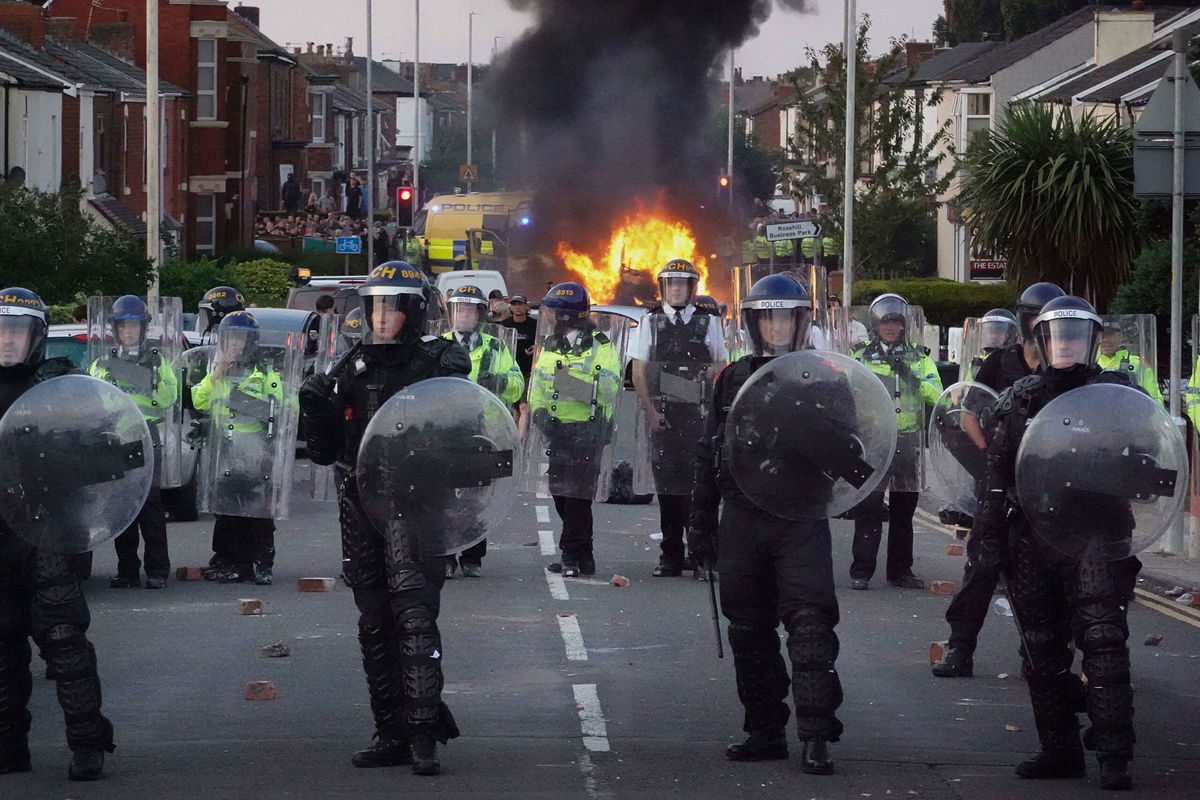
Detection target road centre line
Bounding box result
[557,613,588,661]
[536,505,550,523]
[538,529,556,555]
[546,570,570,600]
[572,683,610,752]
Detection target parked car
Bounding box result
[435,269,508,301]
[45,324,202,521]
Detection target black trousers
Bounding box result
[0,536,114,753]
[944,524,1005,654]
[719,501,843,742]
[113,485,170,580]
[850,490,919,581]
[211,514,275,569]
[657,493,689,565]
[339,472,456,742]
[553,495,594,557]
[1006,531,1139,758]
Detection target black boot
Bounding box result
[252,562,273,586]
[801,737,834,775]
[725,729,788,761]
[1015,746,1086,779]
[409,732,440,776]
[67,748,105,781]
[651,558,683,577]
[578,553,596,576]
[351,735,412,768]
[108,574,141,589]
[931,646,974,678]
[0,740,30,774]
[1098,755,1132,791]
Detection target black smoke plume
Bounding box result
[485,1,816,250]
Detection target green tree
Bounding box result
[784,15,952,279]
[0,184,152,303]
[935,0,1004,46]
[956,103,1137,308]
[421,124,496,195]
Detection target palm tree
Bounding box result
[957,103,1138,308]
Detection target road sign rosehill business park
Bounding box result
[765,220,821,242]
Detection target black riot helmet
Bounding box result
[542,282,591,332]
[0,287,48,367]
[1031,295,1102,371]
[979,307,1019,350]
[445,284,488,334]
[1015,282,1065,341]
[110,294,152,350]
[693,294,723,317]
[657,259,700,310]
[358,261,439,345]
[741,274,812,356]
[339,306,365,349]
[199,285,245,334]
[867,293,909,344]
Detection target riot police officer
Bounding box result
[191,311,284,585]
[0,288,114,781]
[688,274,842,774]
[961,308,1019,382]
[339,306,365,351]
[932,282,1065,678]
[974,296,1140,790]
[197,285,245,342]
[440,284,524,578]
[1096,319,1162,402]
[89,295,180,589]
[631,260,726,577]
[299,262,469,776]
[526,283,624,578]
[849,293,942,590]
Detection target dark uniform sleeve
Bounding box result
[973,348,1003,393]
[426,337,472,378]
[299,372,344,466]
[973,377,1038,567]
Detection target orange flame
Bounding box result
[557,209,709,304]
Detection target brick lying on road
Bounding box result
[175,567,204,581]
[239,599,264,615]
[245,681,276,701]
[297,577,336,592]
[930,581,956,596]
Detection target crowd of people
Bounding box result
[0,259,1160,791]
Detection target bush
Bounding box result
[1111,238,1200,374]
[158,256,230,312]
[229,258,293,307]
[851,278,1019,327]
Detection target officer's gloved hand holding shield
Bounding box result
[725,351,897,521]
[1016,383,1186,562]
[0,375,154,553]
[927,381,999,518]
[356,377,518,556]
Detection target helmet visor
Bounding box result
[447,299,485,334]
[362,289,427,345]
[0,313,43,367]
[1035,317,1099,369]
[658,274,697,309]
[980,316,1019,349]
[743,306,812,356]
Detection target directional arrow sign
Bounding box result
[336,236,362,254]
[765,220,821,242]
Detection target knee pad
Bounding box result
[784,607,839,670]
[1079,621,1127,655]
[42,633,94,682]
[398,607,439,658]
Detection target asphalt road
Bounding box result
[10,465,1200,799]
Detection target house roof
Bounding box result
[342,58,416,94]
[0,29,184,95]
[938,6,1099,83]
[0,46,61,88]
[330,82,391,114]
[89,193,146,238]
[896,42,1002,85]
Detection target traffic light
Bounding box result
[396,185,414,227]
[717,174,732,206]
[718,174,730,189]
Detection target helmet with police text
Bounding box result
[358,261,437,344]
[199,285,245,332]
[339,306,365,348]
[216,310,260,359]
[657,259,700,310]
[693,294,723,317]
[1031,295,1102,370]
[446,284,488,333]
[867,293,909,342]
[110,295,152,347]
[980,307,1019,350]
[542,282,590,330]
[741,273,812,356]
[1016,281,1065,341]
[0,287,48,367]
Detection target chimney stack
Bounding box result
[233,5,261,28]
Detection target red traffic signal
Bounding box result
[718,174,730,188]
[398,187,413,203]
[396,186,415,226]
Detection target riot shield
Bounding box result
[725,351,898,521]
[195,339,303,519]
[1098,314,1160,401]
[312,312,341,375]
[852,304,931,492]
[927,382,998,518]
[632,311,724,496]
[518,311,629,501]
[0,375,154,553]
[959,314,1020,383]
[1016,383,1186,561]
[429,320,522,401]
[87,295,187,488]
[356,377,518,556]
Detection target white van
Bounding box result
[434,269,509,301]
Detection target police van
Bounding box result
[414,191,535,275]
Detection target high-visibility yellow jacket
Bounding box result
[192,364,286,434]
[528,332,621,423]
[1097,348,1162,403]
[88,351,179,426]
[441,330,525,405]
[853,341,942,433]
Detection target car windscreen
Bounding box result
[45,335,88,367]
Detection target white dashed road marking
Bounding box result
[557,613,588,661]
[572,683,610,752]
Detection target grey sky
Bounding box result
[252,0,946,79]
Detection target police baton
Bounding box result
[704,558,724,659]
[324,342,362,378]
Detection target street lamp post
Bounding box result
[146,0,160,304]
[727,49,735,209]
[842,0,858,305]
[492,36,503,174]
[413,0,421,207]
[467,11,477,190]
[366,0,375,268]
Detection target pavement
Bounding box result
[8,465,1200,799]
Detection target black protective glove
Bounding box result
[299,372,336,411]
[890,357,921,388]
[687,524,717,565]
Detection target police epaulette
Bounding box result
[594,332,611,345]
[419,334,439,343]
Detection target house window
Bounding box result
[964,92,992,140]
[197,38,218,120]
[310,91,326,143]
[312,177,325,200]
[335,116,346,169]
[195,193,216,253]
